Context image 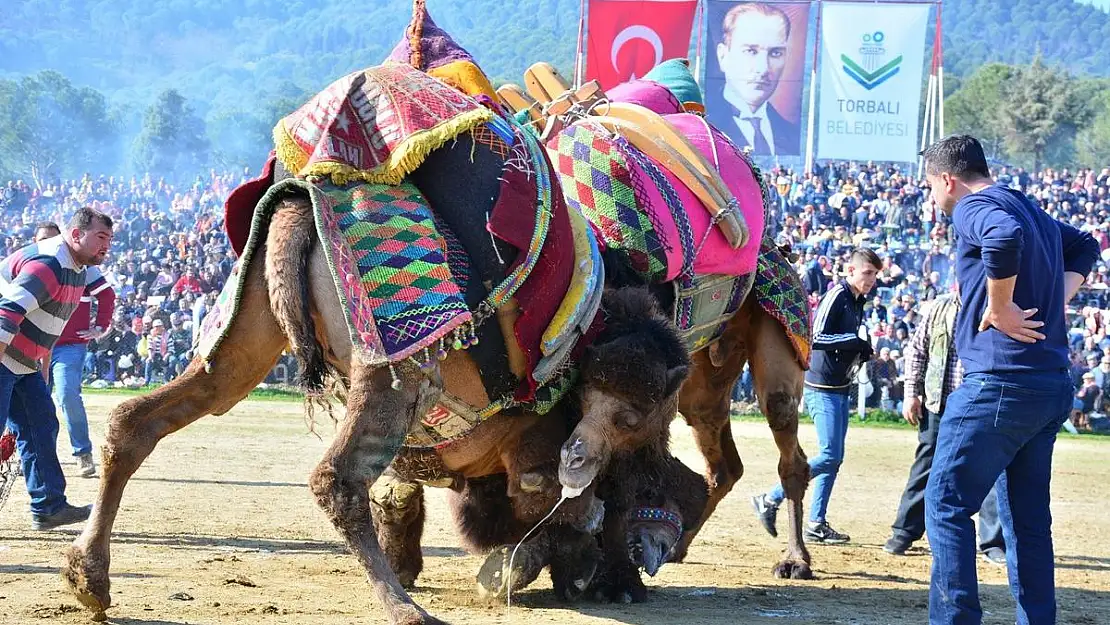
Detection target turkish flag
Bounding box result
[586,0,698,89]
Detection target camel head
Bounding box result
[558,287,690,494]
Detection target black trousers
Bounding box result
[890,406,1004,550]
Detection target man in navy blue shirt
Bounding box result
[921,136,1099,625]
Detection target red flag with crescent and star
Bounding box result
[586,0,698,89]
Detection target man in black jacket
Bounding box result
[752,247,881,543]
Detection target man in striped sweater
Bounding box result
[33,222,116,478]
[1,207,113,530]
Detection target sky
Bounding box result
[1080,0,1110,9]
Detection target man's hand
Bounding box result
[979,302,1046,343]
[77,326,106,341]
[903,396,922,426]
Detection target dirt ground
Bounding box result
[1,395,1108,625]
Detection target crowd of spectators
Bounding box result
[751,161,1110,432]
[1,171,297,389]
[5,158,1110,431]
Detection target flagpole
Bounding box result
[804,0,822,175]
[574,0,588,87]
[916,0,940,175]
[936,0,944,136]
[693,0,705,85]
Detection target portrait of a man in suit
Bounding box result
[714,3,801,157]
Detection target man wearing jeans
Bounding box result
[1,207,113,530]
[883,291,1005,566]
[32,223,115,478]
[921,135,1099,625]
[752,247,881,544]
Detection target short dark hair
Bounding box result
[850,247,883,270]
[920,135,991,180]
[35,221,60,235]
[68,206,113,232]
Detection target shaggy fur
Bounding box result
[264,196,329,394]
[581,287,690,410]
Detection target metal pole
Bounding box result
[574,0,588,87]
[805,0,823,174]
[917,73,935,176]
[693,0,705,85]
[936,0,945,136]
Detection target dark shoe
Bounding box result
[77,453,96,478]
[980,547,1006,566]
[805,521,850,544]
[32,503,92,531]
[751,494,779,538]
[883,535,913,555]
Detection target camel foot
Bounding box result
[549,542,599,602]
[62,543,111,617]
[475,545,545,600]
[772,558,814,580]
[589,565,648,604]
[392,604,450,625]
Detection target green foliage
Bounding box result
[0,70,118,185]
[132,89,211,180]
[945,57,1104,169]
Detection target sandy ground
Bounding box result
[1,394,1108,625]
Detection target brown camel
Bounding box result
[61,197,693,625]
[559,253,814,585]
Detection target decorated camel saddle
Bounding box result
[204,7,809,453]
[499,59,808,360]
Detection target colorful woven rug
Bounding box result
[752,238,812,369]
[273,62,493,186]
[197,177,471,370]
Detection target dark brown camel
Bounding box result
[61,197,693,625]
[559,254,814,585]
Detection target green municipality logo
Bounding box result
[841,31,902,90]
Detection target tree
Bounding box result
[944,63,1013,160]
[998,56,1078,170]
[1076,90,1110,167]
[0,71,118,187]
[132,89,210,181]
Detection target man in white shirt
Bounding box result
[713,2,801,156]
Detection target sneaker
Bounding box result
[750,494,779,538]
[31,503,92,530]
[883,535,913,555]
[805,521,851,544]
[980,547,1006,567]
[77,453,96,478]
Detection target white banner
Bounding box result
[816,2,930,162]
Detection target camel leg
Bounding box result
[308,361,445,625]
[370,468,426,589]
[63,257,287,617]
[672,314,750,562]
[747,304,813,580]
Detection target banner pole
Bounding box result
[693,0,705,86]
[574,0,588,87]
[917,73,935,176]
[936,0,945,136]
[805,0,822,175]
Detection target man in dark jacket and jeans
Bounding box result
[752,247,881,544]
[922,135,1099,625]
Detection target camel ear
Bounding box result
[664,365,689,397]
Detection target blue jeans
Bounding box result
[770,386,850,523]
[0,363,69,515]
[926,371,1072,625]
[50,343,93,457]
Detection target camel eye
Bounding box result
[618,411,641,429]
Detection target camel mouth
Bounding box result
[557,460,599,493]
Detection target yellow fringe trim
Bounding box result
[428,60,498,101]
[272,106,494,186]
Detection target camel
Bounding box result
[559,258,814,587]
[60,190,695,625]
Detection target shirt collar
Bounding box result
[722,88,769,120]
